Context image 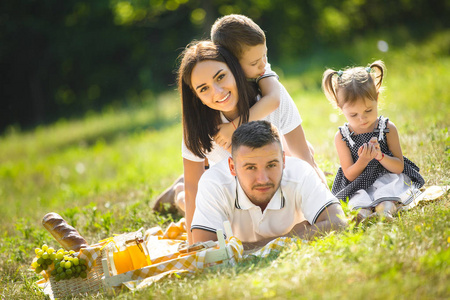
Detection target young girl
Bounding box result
[322,60,425,222]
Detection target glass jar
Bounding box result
[106,232,151,275]
[125,237,151,270]
[107,238,133,275]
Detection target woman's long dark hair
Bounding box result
[177,40,258,158]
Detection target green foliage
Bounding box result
[1,0,448,132]
[0,29,449,299]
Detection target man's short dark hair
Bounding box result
[231,120,281,156]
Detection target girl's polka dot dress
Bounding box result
[332,116,425,201]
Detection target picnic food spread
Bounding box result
[30,212,92,281]
[30,214,247,297]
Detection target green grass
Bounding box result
[131,201,450,300]
[0,30,449,299]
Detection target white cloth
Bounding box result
[348,173,421,210]
[191,157,339,243]
[182,82,302,165]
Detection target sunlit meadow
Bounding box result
[0,30,448,299]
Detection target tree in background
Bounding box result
[0,0,448,132]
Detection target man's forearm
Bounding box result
[289,216,346,240]
[242,204,347,251]
[242,237,280,251]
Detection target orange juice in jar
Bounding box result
[106,230,151,275]
[112,248,133,274]
[126,238,151,270]
[106,238,134,275]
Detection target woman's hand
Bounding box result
[213,123,235,152]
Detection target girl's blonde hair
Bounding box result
[322,60,385,109]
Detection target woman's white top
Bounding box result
[182,82,302,165]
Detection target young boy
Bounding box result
[211,14,281,150]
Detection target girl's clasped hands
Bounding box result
[357,137,382,162]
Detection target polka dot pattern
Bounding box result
[332,116,425,201]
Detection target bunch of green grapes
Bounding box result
[31,244,57,274]
[31,244,89,281]
[50,249,89,281]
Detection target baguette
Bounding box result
[42,212,88,251]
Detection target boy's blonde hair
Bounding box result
[322,60,385,109]
[211,14,266,60]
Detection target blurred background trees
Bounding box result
[1,0,448,132]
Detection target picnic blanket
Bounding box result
[401,185,449,211]
[121,218,300,290]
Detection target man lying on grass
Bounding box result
[191,120,347,250]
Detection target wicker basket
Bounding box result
[48,254,105,298]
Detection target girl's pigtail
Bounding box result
[322,69,340,108]
[370,60,385,91]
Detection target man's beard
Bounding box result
[239,172,283,205]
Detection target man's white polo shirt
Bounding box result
[191,157,339,243]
